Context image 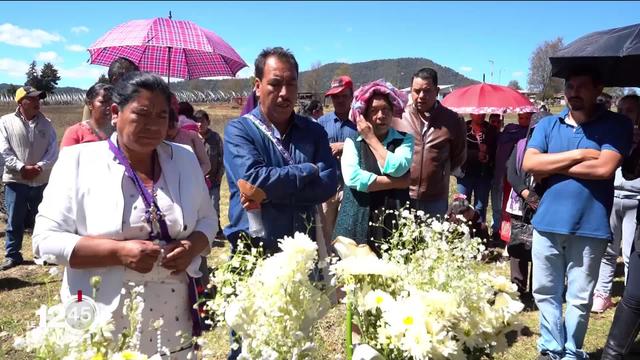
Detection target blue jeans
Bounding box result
[456,175,491,222]
[410,198,448,218]
[490,178,503,233]
[532,230,608,359]
[594,197,637,295]
[4,182,46,261]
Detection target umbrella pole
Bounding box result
[167,46,172,88]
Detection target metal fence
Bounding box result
[0,89,251,105]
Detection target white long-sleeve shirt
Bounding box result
[0,108,57,186]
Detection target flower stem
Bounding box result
[346,300,353,360]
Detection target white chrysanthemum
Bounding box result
[491,275,518,294]
[383,296,425,337]
[494,292,525,314]
[363,290,395,312]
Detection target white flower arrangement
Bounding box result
[206,232,331,359]
[331,211,524,360]
[13,277,170,360]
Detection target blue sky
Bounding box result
[1,1,638,89]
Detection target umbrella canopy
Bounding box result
[441,83,537,114]
[88,18,247,80]
[550,22,640,87]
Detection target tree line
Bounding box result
[2,43,628,102]
[3,61,61,97]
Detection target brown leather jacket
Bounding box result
[393,102,467,201]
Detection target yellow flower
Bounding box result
[363,290,394,311]
[403,316,414,326]
[90,275,102,289]
[91,354,104,360]
[113,350,148,360]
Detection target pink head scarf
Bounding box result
[349,79,407,123]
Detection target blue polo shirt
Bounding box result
[527,107,633,240]
[317,112,358,183]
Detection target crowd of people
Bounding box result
[1,47,639,359]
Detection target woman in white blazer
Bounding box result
[33,72,217,358]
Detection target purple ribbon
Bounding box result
[107,138,203,338]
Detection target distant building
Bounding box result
[518,90,538,102]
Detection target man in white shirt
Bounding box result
[0,86,58,270]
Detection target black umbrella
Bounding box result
[550,22,640,87]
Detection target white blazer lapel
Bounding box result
[157,142,184,237]
[104,152,126,238]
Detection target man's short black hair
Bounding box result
[565,64,603,86]
[254,47,299,80]
[108,57,140,84]
[412,67,438,87]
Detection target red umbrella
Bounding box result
[441,83,538,114]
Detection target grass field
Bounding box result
[0,103,636,359]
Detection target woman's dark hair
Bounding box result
[448,196,472,216]
[85,83,113,106]
[112,71,171,109]
[178,101,195,119]
[446,195,475,224]
[193,109,210,123]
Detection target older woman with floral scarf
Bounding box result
[332,80,414,253]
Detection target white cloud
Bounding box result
[0,57,30,77]
[58,63,104,80]
[70,26,89,34]
[336,57,350,63]
[303,46,313,52]
[512,71,524,77]
[0,23,64,48]
[37,51,63,63]
[65,44,85,52]
[346,27,353,32]
[235,66,254,79]
[459,66,473,73]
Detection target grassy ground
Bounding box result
[0,103,636,359]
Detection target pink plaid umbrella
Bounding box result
[88,17,247,82]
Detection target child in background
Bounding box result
[447,194,490,242]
